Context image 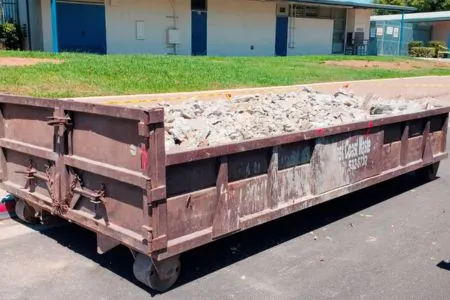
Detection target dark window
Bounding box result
[192,0,207,11]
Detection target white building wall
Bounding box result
[40,0,52,52]
[346,8,355,33]
[29,0,44,51]
[347,8,371,40]
[207,0,276,56]
[28,0,368,57]
[354,9,371,40]
[105,0,191,55]
[287,18,333,55]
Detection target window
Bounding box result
[191,0,207,11]
[289,4,332,19]
[305,7,318,18]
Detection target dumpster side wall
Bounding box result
[160,111,449,260]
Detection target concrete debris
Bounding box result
[360,214,374,218]
[156,88,437,151]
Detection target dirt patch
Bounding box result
[0,57,61,67]
[324,59,450,71]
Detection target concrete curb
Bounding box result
[66,75,450,103]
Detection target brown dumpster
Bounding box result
[0,94,448,291]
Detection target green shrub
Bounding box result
[0,23,22,50]
[427,40,448,58]
[408,41,423,54]
[410,47,436,58]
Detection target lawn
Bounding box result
[1,50,450,98]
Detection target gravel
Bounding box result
[156,87,437,151]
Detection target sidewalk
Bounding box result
[73,75,450,107]
[310,76,450,105]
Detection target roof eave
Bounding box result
[287,0,417,12]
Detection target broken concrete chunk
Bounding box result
[370,104,395,115]
[161,88,432,151]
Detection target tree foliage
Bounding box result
[375,0,450,15]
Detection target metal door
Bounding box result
[275,16,288,56]
[191,11,207,56]
[57,2,107,54]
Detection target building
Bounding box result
[12,0,414,56]
[370,11,450,56]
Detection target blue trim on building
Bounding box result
[50,0,59,53]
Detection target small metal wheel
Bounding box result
[133,253,181,292]
[416,162,440,182]
[15,199,38,224]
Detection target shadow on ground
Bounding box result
[437,260,450,271]
[37,171,432,295]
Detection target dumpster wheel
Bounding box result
[416,162,440,182]
[133,253,180,292]
[15,199,38,224]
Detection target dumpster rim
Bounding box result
[166,106,450,166]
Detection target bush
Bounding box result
[0,23,22,50]
[410,47,436,58]
[408,41,423,54]
[427,40,448,58]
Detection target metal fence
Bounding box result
[368,20,411,56]
[0,0,19,24]
[369,20,432,56]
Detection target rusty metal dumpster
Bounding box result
[0,94,448,291]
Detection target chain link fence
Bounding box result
[369,20,432,56]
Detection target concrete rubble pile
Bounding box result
[159,87,437,150]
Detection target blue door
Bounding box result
[57,3,107,54]
[192,11,207,56]
[275,16,288,56]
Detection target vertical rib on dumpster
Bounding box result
[53,106,67,214]
[422,120,433,164]
[141,109,167,254]
[442,115,448,153]
[212,156,239,238]
[0,105,6,181]
[400,123,409,166]
[267,146,279,209]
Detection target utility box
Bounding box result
[167,29,181,44]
